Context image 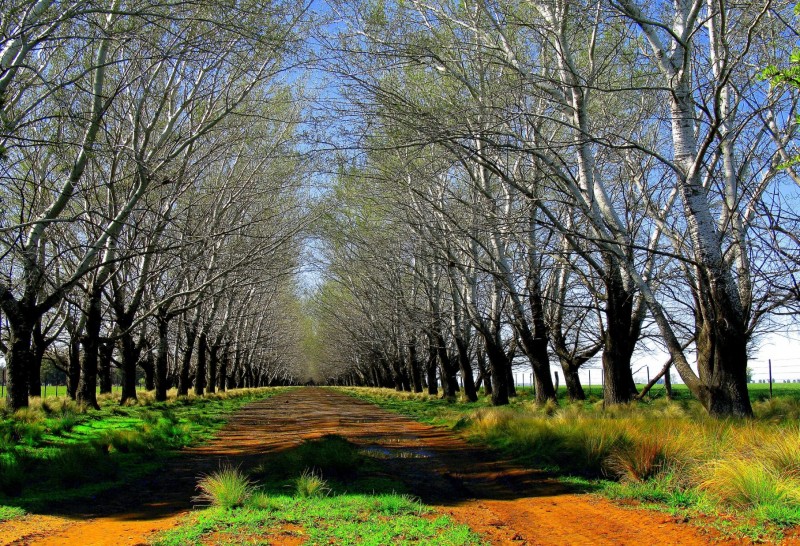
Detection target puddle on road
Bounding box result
[360,445,434,459]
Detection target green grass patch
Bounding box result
[155,494,481,546]
[337,386,800,542]
[0,505,25,522]
[155,433,482,545]
[0,388,287,511]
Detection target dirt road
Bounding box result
[0,388,760,545]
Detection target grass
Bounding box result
[155,434,482,545]
[194,466,253,508]
[0,387,286,515]
[294,468,331,498]
[338,385,800,542]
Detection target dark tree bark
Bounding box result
[207,343,219,394]
[178,316,199,396]
[505,338,518,398]
[434,329,458,398]
[425,335,438,396]
[407,338,423,393]
[77,287,102,409]
[484,336,509,406]
[194,331,207,396]
[4,317,33,409]
[29,321,46,398]
[601,261,640,405]
[453,334,478,402]
[695,300,752,416]
[67,335,81,399]
[154,307,170,402]
[98,339,113,394]
[217,343,229,392]
[117,312,140,403]
[476,347,492,395]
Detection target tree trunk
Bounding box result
[425,336,438,396]
[29,321,46,398]
[77,287,102,410]
[454,335,478,402]
[477,347,492,395]
[98,339,113,394]
[5,319,33,410]
[671,81,752,417]
[67,335,81,400]
[695,304,752,416]
[207,343,219,394]
[484,337,509,406]
[435,331,458,398]
[139,347,156,391]
[217,343,229,392]
[601,263,638,405]
[561,359,586,401]
[664,365,673,399]
[408,340,423,393]
[228,345,240,389]
[155,309,170,402]
[514,320,556,404]
[178,322,198,396]
[194,331,207,396]
[118,313,139,403]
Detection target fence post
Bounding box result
[769,359,773,399]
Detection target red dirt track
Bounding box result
[0,388,785,545]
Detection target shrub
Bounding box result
[194,466,253,508]
[294,468,329,498]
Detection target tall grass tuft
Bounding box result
[753,426,800,478]
[605,438,667,482]
[699,457,791,509]
[294,468,330,498]
[194,466,253,509]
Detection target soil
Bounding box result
[0,388,795,545]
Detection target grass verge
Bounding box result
[0,387,286,516]
[337,386,800,542]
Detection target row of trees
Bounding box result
[312,0,800,417]
[1,0,312,410]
